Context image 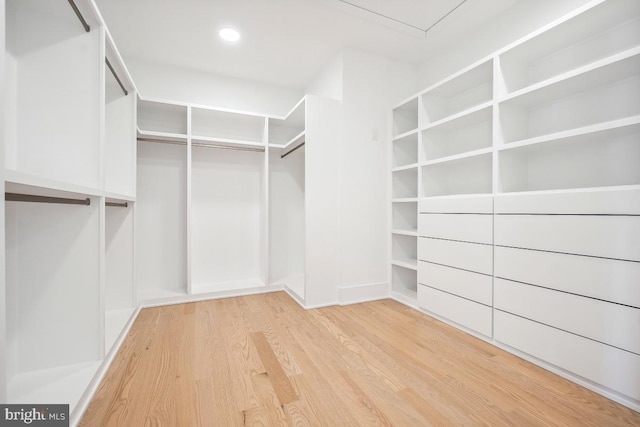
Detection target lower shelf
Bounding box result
[105,308,136,353]
[8,361,102,413]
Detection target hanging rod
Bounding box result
[67,0,90,32]
[6,193,90,206]
[106,201,128,208]
[281,142,305,159]
[137,137,265,153]
[106,58,128,96]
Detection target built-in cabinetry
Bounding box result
[391,0,640,410]
[135,95,341,308]
[3,0,137,421]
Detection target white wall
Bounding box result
[0,0,6,403]
[418,0,593,87]
[126,58,303,117]
[305,52,344,101]
[339,49,417,294]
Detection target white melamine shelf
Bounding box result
[137,99,188,135]
[392,163,419,173]
[392,198,419,203]
[499,121,640,193]
[191,107,265,143]
[392,131,419,167]
[104,192,136,202]
[392,264,418,297]
[137,127,188,142]
[423,147,493,167]
[499,50,640,143]
[392,168,419,199]
[422,153,492,197]
[421,59,493,125]
[191,135,265,149]
[499,115,640,150]
[499,0,640,95]
[421,101,493,132]
[392,259,418,270]
[393,97,419,137]
[5,170,104,199]
[269,97,305,145]
[421,105,492,162]
[392,200,417,233]
[281,130,306,151]
[392,234,417,267]
[392,229,418,237]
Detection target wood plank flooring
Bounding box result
[80,292,640,426]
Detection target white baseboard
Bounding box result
[140,284,285,308]
[338,282,389,306]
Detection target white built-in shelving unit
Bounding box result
[391,0,640,411]
[3,0,137,421]
[135,94,341,308]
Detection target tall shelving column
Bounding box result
[390,97,419,303]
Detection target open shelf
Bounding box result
[269,98,305,146]
[5,194,102,407]
[392,265,418,299]
[392,168,418,199]
[421,60,493,125]
[393,131,419,167]
[499,121,640,193]
[393,97,419,137]
[190,145,265,294]
[136,141,188,297]
[137,98,188,135]
[392,201,417,233]
[422,105,492,161]
[191,107,266,144]
[392,234,417,267]
[499,51,640,144]
[422,153,492,197]
[5,0,101,189]
[499,0,640,95]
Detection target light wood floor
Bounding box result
[81,292,640,426]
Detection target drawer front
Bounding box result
[420,195,493,214]
[418,261,492,306]
[494,214,640,261]
[495,246,640,308]
[495,278,640,355]
[495,310,640,401]
[418,285,492,337]
[419,237,492,275]
[494,188,640,215]
[419,214,492,244]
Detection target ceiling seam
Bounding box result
[336,0,470,37]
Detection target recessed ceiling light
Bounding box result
[219,28,240,42]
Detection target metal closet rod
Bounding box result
[137,137,266,153]
[6,193,91,206]
[67,0,90,32]
[106,58,128,96]
[106,201,128,208]
[281,142,305,159]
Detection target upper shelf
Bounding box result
[191,107,266,144]
[137,99,188,135]
[498,0,640,96]
[269,97,305,146]
[393,97,419,137]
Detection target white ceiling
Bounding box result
[96,0,520,89]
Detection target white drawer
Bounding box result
[495,214,640,261]
[495,246,640,308]
[418,285,492,337]
[418,261,492,306]
[419,195,493,213]
[495,310,640,401]
[419,237,492,275]
[494,188,640,215]
[418,214,492,244]
[495,278,640,355]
